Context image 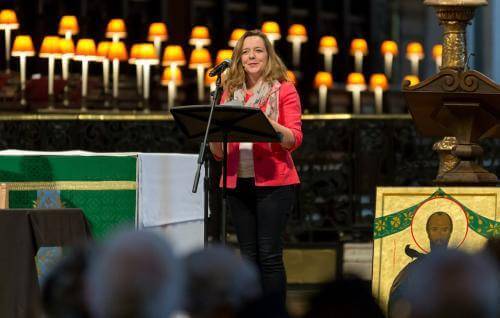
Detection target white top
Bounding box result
[237,142,254,178]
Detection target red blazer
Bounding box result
[215,81,303,189]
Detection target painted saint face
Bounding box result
[426,213,453,250]
[241,36,268,81]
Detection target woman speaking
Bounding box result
[209,29,303,303]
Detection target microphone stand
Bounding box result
[192,73,224,245]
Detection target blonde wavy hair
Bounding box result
[223,29,289,98]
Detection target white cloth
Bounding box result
[138,153,204,227]
[237,142,254,178]
[146,220,204,256]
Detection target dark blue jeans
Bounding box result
[228,178,295,302]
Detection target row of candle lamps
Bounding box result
[0,9,428,112]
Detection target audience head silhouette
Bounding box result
[41,244,94,318]
[183,245,261,318]
[86,230,182,318]
[402,249,498,318]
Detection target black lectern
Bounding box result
[171,104,280,243]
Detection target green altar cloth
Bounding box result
[0,155,137,238]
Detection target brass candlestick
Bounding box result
[404,0,500,186]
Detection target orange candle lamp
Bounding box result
[319,36,338,73]
[189,48,212,102]
[350,38,368,73]
[58,16,79,39]
[406,42,424,76]
[261,21,281,46]
[106,19,127,42]
[381,40,398,79]
[287,24,307,67]
[369,74,389,114]
[189,26,211,48]
[314,71,333,113]
[0,9,20,72]
[346,72,367,114]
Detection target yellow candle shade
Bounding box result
[228,28,246,47]
[135,43,158,64]
[74,38,97,60]
[129,44,142,64]
[189,48,212,69]
[215,49,233,65]
[287,24,307,42]
[59,38,75,57]
[97,41,111,59]
[107,41,128,61]
[0,9,19,29]
[11,35,35,56]
[262,21,280,37]
[162,45,186,66]
[39,36,61,57]
[58,16,79,36]
[148,22,168,41]
[403,75,420,87]
[369,73,389,91]
[350,38,368,56]
[204,68,216,87]
[162,66,183,86]
[262,21,281,41]
[432,44,443,59]
[314,71,333,89]
[286,70,297,85]
[381,40,398,56]
[319,36,338,54]
[346,72,367,91]
[106,19,127,39]
[189,26,211,46]
[406,42,424,59]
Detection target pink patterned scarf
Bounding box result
[232,80,281,121]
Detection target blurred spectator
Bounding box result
[41,244,94,318]
[86,230,182,318]
[482,237,500,267]
[400,249,499,318]
[183,245,261,318]
[303,276,385,318]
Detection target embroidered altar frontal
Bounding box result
[372,187,500,313]
[0,155,137,238]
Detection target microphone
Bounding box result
[209,59,231,77]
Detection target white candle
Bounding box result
[102,58,110,94]
[153,38,162,63]
[352,90,362,114]
[292,40,301,67]
[4,28,12,73]
[384,53,394,79]
[354,51,363,73]
[62,57,70,81]
[318,85,327,114]
[410,55,420,76]
[324,52,333,73]
[19,54,26,91]
[48,55,55,96]
[435,56,442,73]
[112,59,120,98]
[82,59,89,97]
[168,81,175,109]
[143,63,151,100]
[374,87,383,114]
[197,65,204,102]
[136,63,143,96]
